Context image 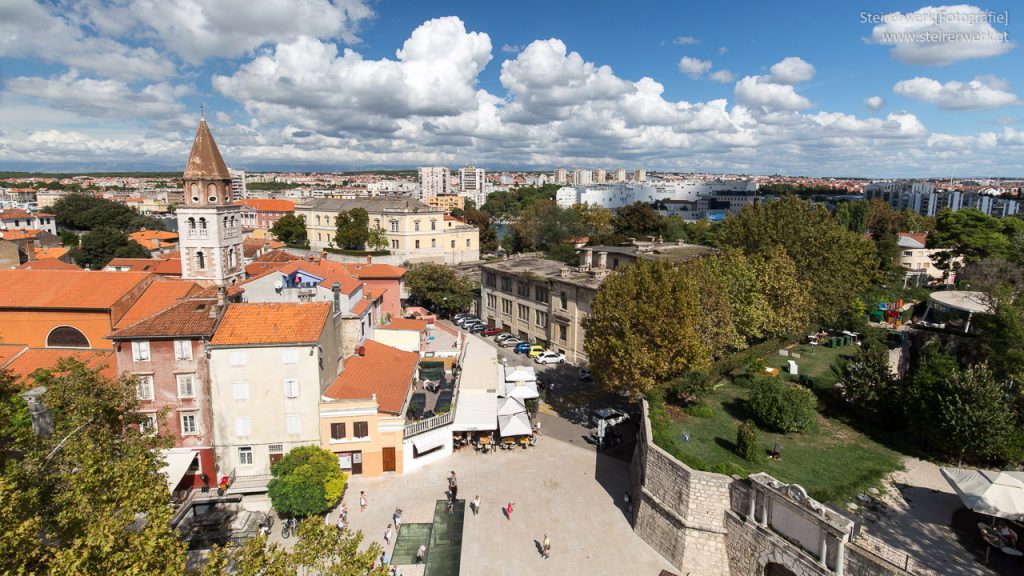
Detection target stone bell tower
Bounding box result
[178,117,244,285]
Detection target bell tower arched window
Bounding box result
[188,217,196,229]
[199,218,207,229]
[196,251,206,270]
[229,248,237,268]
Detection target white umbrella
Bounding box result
[499,412,532,437]
[504,366,537,383]
[940,467,1024,521]
[497,397,526,416]
[504,382,539,400]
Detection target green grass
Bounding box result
[654,344,903,503]
[776,342,856,391]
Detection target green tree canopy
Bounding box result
[0,360,186,575]
[838,331,900,423]
[268,446,347,517]
[71,228,152,269]
[334,208,370,250]
[717,196,877,326]
[480,184,559,220]
[611,202,664,240]
[270,214,307,245]
[404,263,476,311]
[929,209,1015,272]
[835,200,870,234]
[52,193,163,232]
[463,208,498,252]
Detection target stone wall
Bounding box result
[631,400,932,576]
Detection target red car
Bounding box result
[481,327,504,337]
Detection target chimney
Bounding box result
[579,249,592,270]
[25,240,36,262]
[332,282,341,313]
[596,251,608,269]
[217,286,227,308]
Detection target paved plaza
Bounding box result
[339,434,675,576]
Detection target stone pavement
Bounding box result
[339,434,675,576]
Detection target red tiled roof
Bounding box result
[15,258,80,271]
[116,280,200,328]
[275,260,362,295]
[0,208,35,220]
[0,344,27,366]
[254,249,299,263]
[246,261,289,277]
[0,229,42,240]
[339,262,406,280]
[898,232,928,246]
[34,246,68,260]
[1,348,116,387]
[0,270,152,310]
[129,230,178,248]
[111,298,219,339]
[350,298,371,316]
[382,318,426,332]
[211,302,331,346]
[240,199,295,212]
[323,340,418,414]
[105,258,183,276]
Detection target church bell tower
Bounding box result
[178,117,244,285]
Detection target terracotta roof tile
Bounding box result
[116,280,200,328]
[323,340,418,414]
[34,246,68,260]
[129,230,179,247]
[15,258,80,270]
[350,298,371,316]
[183,120,231,180]
[240,199,295,212]
[111,298,219,339]
[0,270,152,310]
[254,249,299,263]
[0,208,35,220]
[211,302,331,346]
[0,344,27,366]
[382,318,426,332]
[275,260,362,295]
[246,261,289,276]
[339,262,406,279]
[0,229,42,240]
[2,348,116,387]
[105,258,182,276]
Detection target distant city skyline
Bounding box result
[0,1,1021,177]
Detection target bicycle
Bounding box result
[280,516,297,539]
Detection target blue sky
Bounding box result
[0,0,1021,176]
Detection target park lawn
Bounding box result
[656,380,902,504]
[777,342,858,391]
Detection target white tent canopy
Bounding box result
[452,389,498,432]
[497,397,527,416]
[941,467,1024,521]
[159,448,198,492]
[501,380,539,399]
[504,366,537,383]
[498,412,532,437]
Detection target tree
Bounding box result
[930,364,1016,465]
[463,209,498,252]
[270,214,307,245]
[334,208,370,250]
[736,420,759,462]
[835,200,870,234]
[572,203,615,241]
[583,259,733,396]
[509,200,583,255]
[268,446,347,518]
[929,209,1013,275]
[748,376,817,433]
[366,225,389,252]
[838,331,899,423]
[480,184,559,220]
[52,193,162,232]
[59,230,80,249]
[0,360,186,575]
[70,228,152,269]
[612,202,663,239]
[717,196,877,326]
[199,519,387,576]
[404,263,475,311]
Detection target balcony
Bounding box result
[186,230,208,239]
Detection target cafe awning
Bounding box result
[499,412,532,437]
[412,433,446,454]
[497,397,527,416]
[504,366,537,382]
[452,390,498,432]
[159,448,198,492]
[941,467,1024,521]
[502,380,539,400]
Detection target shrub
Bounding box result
[268,446,348,517]
[707,462,748,477]
[749,376,817,433]
[684,403,715,418]
[736,420,759,462]
[666,372,713,404]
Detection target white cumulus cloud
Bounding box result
[769,57,815,84]
[678,57,712,79]
[865,4,1014,65]
[732,57,815,111]
[710,70,735,83]
[673,36,700,45]
[894,76,1019,109]
[865,96,886,111]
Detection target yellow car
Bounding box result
[527,345,545,358]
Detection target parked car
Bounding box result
[589,408,629,429]
[458,318,482,329]
[481,327,503,337]
[495,333,516,343]
[468,323,487,334]
[455,316,479,327]
[578,367,592,381]
[453,312,471,322]
[463,321,486,332]
[534,351,566,364]
[500,337,524,348]
[514,342,533,354]
[527,345,545,358]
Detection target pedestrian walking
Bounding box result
[393,508,402,529]
[336,515,346,531]
[391,564,402,576]
[416,544,426,564]
[360,491,368,512]
[341,501,348,522]
[447,500,454,515]
[448,470,457,487]
[542,534,551,559]
[450,482,458,501]
[533,420,542,436]
[505,501,514,521]
[472,495,480,516]
[384,524,393,545]
[380,551,389,566]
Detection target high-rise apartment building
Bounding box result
[614,169,627,182]
[418,166,450,200]
[229,168,246,201]
[633,169,647,182]
[554,168,569,184]
[573,169,593,186]
[593,169,606,184]
[460,166,485,194]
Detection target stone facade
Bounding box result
[631,400,933,576]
